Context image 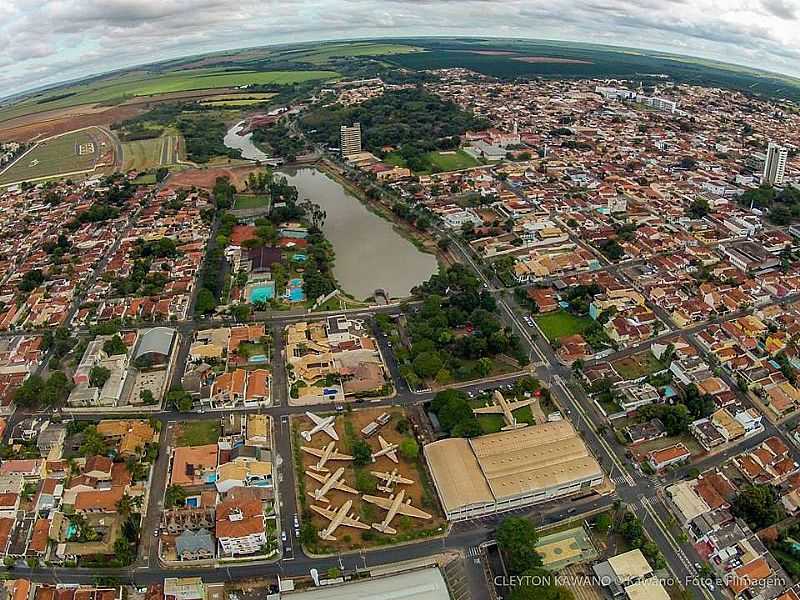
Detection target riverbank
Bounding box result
[316,159,442,262]
[278,165,437,300]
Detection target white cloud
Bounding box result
[2,0,800,97]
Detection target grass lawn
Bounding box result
[612,351,668,380]
[131,173,157,185]
[121,137,165,171]
[233,194,270,210]
[475,404,536,434]
[0,128,106,186]
[535,310,593,342]
[177,421,220,447]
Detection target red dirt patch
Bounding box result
[165,165,260,192]
[0,105,142,143]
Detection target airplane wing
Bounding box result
[310,504,338,521]
[472,405,504,415]
[361,494,395,510]
[340,515,370,530]
[301,446,325,458]
[334,480,359,495]
[306,471,327,484]
[330,450,353,460]
[306,412,324,426]
[394,502,433,520]
[506,399,535,411]
[322,424,339,441]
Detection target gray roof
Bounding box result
[287,567,450,600]
[175,528,214,555]
[134,327,176,360]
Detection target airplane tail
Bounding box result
[372,522,396,535]
[301,431,312,442]
[307,491,328,503]
[319,530,336,541]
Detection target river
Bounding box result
[223,120,271,161]
[278,167,438,300]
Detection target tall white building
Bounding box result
[340,123,362,157]
[763,141,788,185]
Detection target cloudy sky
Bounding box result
[2,0,800,97]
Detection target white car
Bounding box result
[281,531,287,542]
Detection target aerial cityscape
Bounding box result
[3,5,800,600]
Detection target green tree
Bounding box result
[89,365,111,389]
[496,517,541,575]
[732,484,782,530]
[399,437,419,460]
[164,485,188,508]
[102,335,127,356]
[351,440,373,467]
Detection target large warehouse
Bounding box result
[424,421,606,520]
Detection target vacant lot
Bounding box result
[535,310,593,341]
[611,351,667,380]
[176,421,220,447]
[0,128,109,186]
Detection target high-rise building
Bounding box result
[763,141,788,185]
[340,123,362,157]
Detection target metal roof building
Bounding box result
[133,327,176,362]
[286,567,449,600]
[424,421,605,520]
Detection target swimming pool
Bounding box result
[249,282,275,303]
[286,278,305,302]
[250,354,268,363]
[292,253,307,262]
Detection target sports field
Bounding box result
[428,150,480,171]
[385,149,480,174]
[0,128,108,186]
[535,526,598,571]
[233,194,270,210]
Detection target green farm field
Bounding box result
[283,42,422,64]
[0,69,338,123]
[0,128,109,186]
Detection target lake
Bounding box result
[278,167,438,300]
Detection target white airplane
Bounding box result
[362,489,432,535]
[310,500,370,541]
[301,411,338,442]
[472,389,535,430]
[301,441,353,472]
[370,435,399,463]
[372,469,414,493]
[306,467,358,502]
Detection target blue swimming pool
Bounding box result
[286,278,305,302]
[249,282,275,303]
[250,354,268,363]
[292,253,307,262]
